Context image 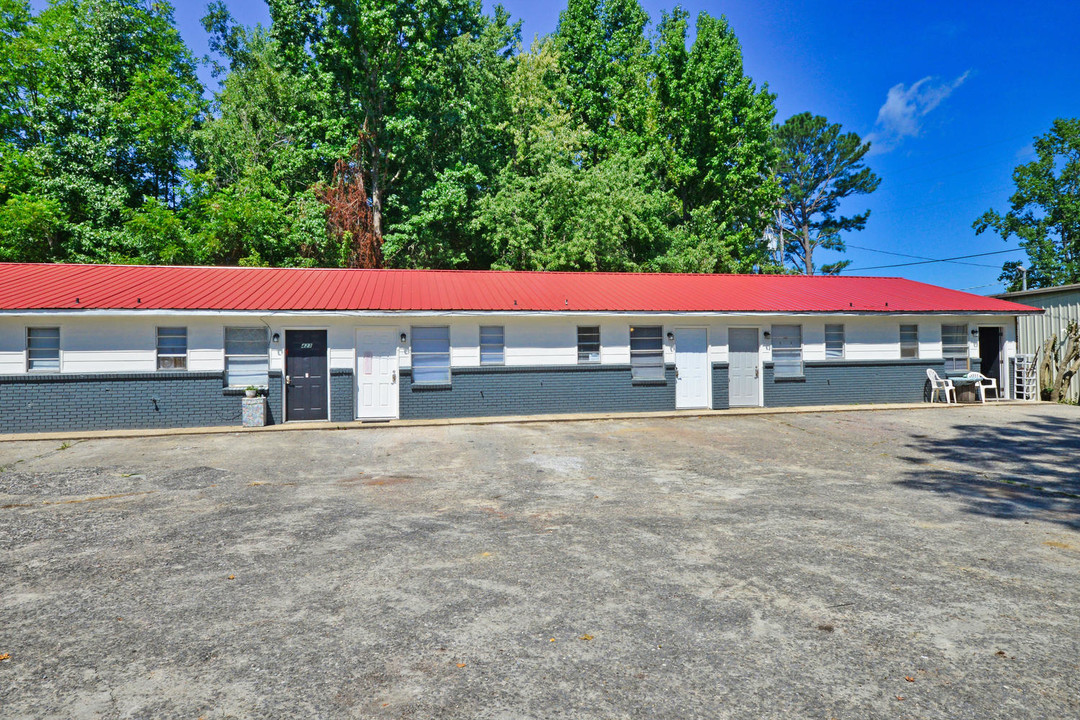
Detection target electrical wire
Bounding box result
[841,248,1024,272]
[843,243,1004,268]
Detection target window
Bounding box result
[225,327,269,387]
[629,326,664,380]
[577,326,600,364]
[941,324,969,372]
[412,326,451,384]
[772,324,803,378]
[156,327,187,370]
[825,324,845,359]
[480,325,504,365]
[26,327,60,371]
[900,324,919,358]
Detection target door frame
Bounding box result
[673,326,711,409]
[727,325,763,408]
[282,327,331,423]
[354,326,401,420]
[977,324,1007,397]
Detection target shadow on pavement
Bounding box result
[897,411,1080,530]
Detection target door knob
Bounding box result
[285,375,291,385]
[391,370,397,383]
[754,367,759,379]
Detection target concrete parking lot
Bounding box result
[1,404,1078,719]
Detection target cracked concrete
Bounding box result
[0,403,1078,719]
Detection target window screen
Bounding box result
[825,324,845,359]
[941,324,969,372]
[156,327,187,370]
[27,327,60,371]
[629,326,664,380]
[900,324,919,359]
[412,326,451,384]
[577,326,600,364]
[225,327,269,387]
[772,324,803,378]
[480,326,504,365]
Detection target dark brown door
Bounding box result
[285,330,328,421]
[978,327,1002,383]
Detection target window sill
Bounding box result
[774,376,806,383]
[631,378,668,386]
[223,387,268,396]
[411,382,452,391]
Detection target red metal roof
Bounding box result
[0,263,1041,314]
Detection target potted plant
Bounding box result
[245,385,259,398]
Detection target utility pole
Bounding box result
[774,208,785,270]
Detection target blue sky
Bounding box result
[37,1,1080,292]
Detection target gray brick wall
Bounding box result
[762,359,945,407]
[711,362,730,410]
[267,371,283,426]
[399,364,676,419]
[0,372,244,433]
[330,368,355,422]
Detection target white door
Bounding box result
[675,328,709,409]
[356,328,399,419]
[728,328,760,407]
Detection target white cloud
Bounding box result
[867,71,970,153]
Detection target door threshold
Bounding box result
[360,418,393,423]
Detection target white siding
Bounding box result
[0,312,1023,393]
[0,317,27,373]
[504,318,576,366]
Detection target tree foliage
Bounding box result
[0,0,204,263]
[772,112,880,275]
[1,0,818,275]
[975,118,1080,291]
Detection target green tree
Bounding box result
[0,0,205,262]
[773,112,880,275]
[476,38,673,271]
[381,7,520,268]
[651,9,781,273]
[194,10,346,266]
[554,0,651,160]
[975,118,1080,291]
[266,0,518,266]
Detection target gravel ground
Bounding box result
[1,403,1078,719]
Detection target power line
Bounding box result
[842,248,1024,272]
[843,243,1003,268]
[959,281,1005,291]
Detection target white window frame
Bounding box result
[411,326,451,385]
[577,326,600,364]
[772,324,803,378]
[26,326,60,372]
[629,325,665,380]
[479,325,505,366]
[225,326,270,387]
[156,327,188,370]
[900,324,919,359]
[941,324,969,372]
[824,324,845,359]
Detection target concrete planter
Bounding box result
[241,396,267,427]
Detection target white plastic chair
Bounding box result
[965,371,1000,403]
[927,368,956,404]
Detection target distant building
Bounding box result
[994,283,1080,402]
